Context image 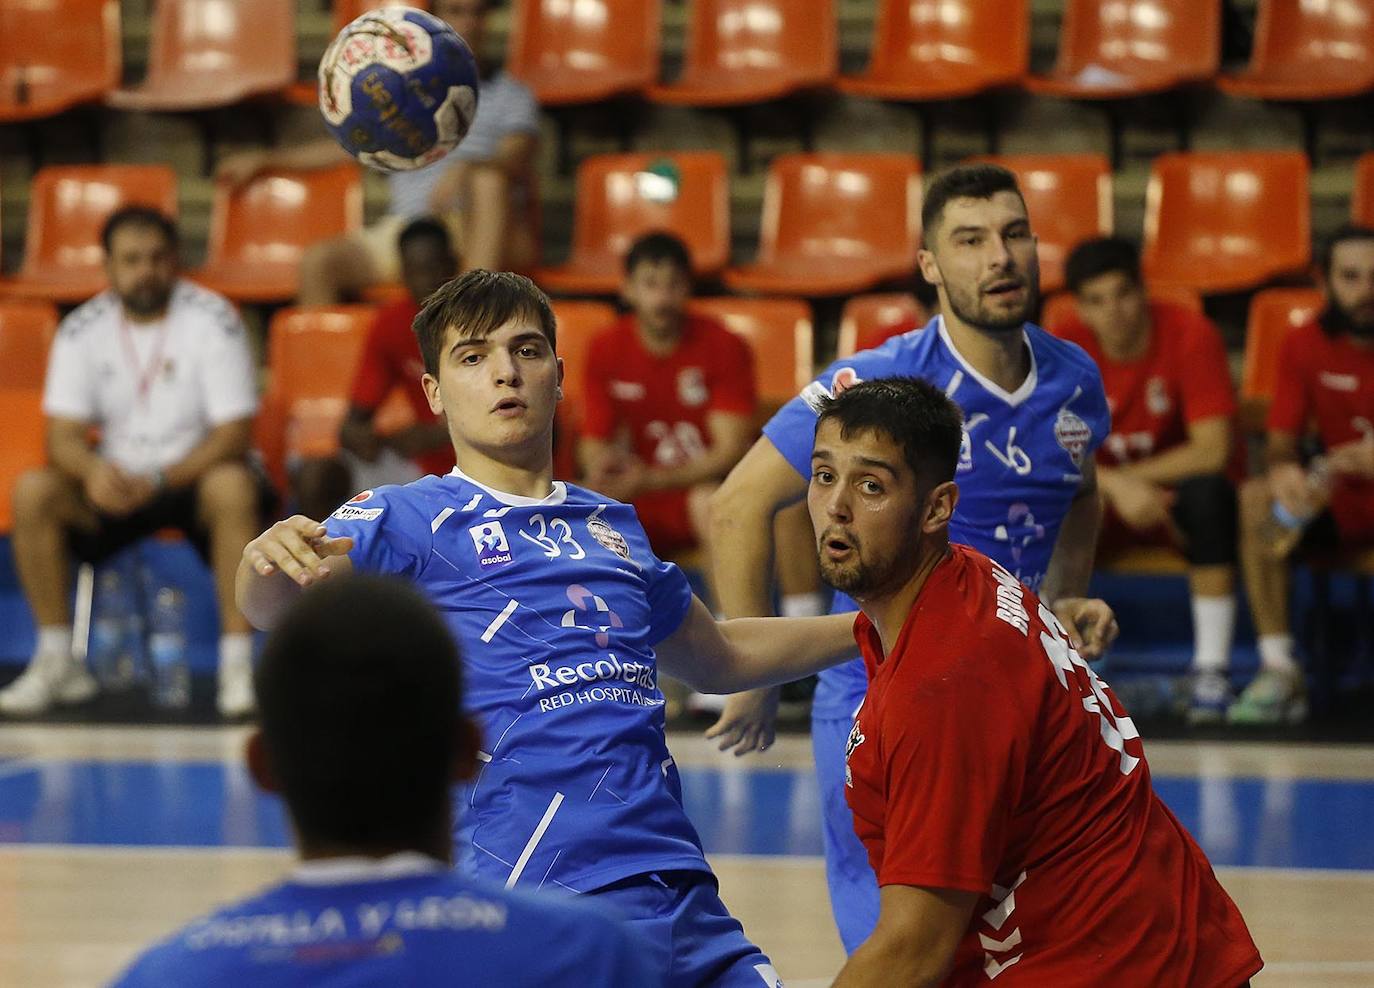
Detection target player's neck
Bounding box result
[297,831,453,867]
[1100,318,1152,362]
[453,444,556,500]
[120,303,168,326]
[941,314,1029,394]
[634,315,685,357]
[864,543,951,659]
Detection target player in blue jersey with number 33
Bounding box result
[237,270,864,987]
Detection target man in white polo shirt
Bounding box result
[1,207,264,718]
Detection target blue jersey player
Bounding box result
[236,270,861,987]
[709,165,1120,953]
[114,575,661,987]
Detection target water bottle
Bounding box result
[148,587,190,710]
[91,566,139,690]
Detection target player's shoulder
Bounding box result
[374,297,420,332]
[587,313,634,350]
[56,290,118,341]
[800,317,939,411]
[328,475,454,524]
[482,70,538,111]
[1027,321,1100,377]
[169,280,245,342]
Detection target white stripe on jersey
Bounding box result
[430,507,456,532]
[506,792,564,888]
[481,599,520,643]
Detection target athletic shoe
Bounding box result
[0,653,99,716]
[1187,672,1233,725]
[217,653,256,720]
[1226,669,1308,725]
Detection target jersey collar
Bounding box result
[449,466,568,507]
[289,852,446,886]
[936,315,1038,408]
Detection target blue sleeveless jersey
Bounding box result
[110,856,661,986]
[763,316,1110,718]
[324,470,705,893]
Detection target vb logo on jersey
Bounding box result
[469,521,513,567]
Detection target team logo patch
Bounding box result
[958,427,974,473]
[1054,407,1092,467]
[469,521,512,567]
[348,489,374,504]
[586,515,631,561]
[843,709,866,788]
[677,366,708,407]
[1146,376,1172,417]
[330,504,383,522]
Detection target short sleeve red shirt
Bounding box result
[1055,302,1236,466]
[845,544,1262,987]
[348,299,453,477]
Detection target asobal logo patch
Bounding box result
[469,521,512,567]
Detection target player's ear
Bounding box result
[245,730,282,795]
[916,247,942,287]
[555,356,565,402]
[422,372,444,415]
[921,480,959,534]
[451,717,484,782]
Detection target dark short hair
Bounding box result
[100,206,178,254]
[1318,224,1374,277]
[623,231,693,278]
[397,216,455,256]
[921,163,1025,241]
[255,575,463,851]
[815,376,964,489]
[411,269,557,377]
[1065,237,1142,295]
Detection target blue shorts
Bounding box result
[813,712,880,954]
[591,871,783,988]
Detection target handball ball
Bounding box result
[318,7,480,173]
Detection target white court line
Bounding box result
[480,599,519,642]
[505,792,564,888]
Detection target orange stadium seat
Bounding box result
[725,154,922,297]
[968,154,1113,295]
[836,292,929,358]
[1353,153,1374,227]
[549,299,618,479]
[506,0,660,106]
[1142,151,1311,295]
[1039,284,1203,334]
[107,0,295,111]
[192,165,364,304]
[0,301,59,533]
[687,297,813,411]
[1219,0,1374,102]
[647,0,837,107]
[1239,287,1324,427]
[0,0,121,123]
[1028,0,1221,100]
[535,153,730,295]
[0,165,179,305]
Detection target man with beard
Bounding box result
[1234,225,1374,724]
[808,377,1261,988]
[1,207,264,718]
[708,164,1118,951]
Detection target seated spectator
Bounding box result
[1054,237,1240,724]
[1236,225,1374,725]
[217,0,539,305]
[110,575,658,987]
[294,218,459,521]
[0,207,266,719]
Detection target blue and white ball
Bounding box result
[318,7,480,173]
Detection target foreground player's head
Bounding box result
[1065,236,1150,355]
[248,575,480,861]
[918,164,1038,335]
[1318,224,1374,340]
[622,231,694,344]
[398,217,459,307]
[413,269,562,467]
[101,206,180,322]
[808,377,963,601]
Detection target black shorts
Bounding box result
[1296,510,1342,555]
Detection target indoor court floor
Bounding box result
[0,726,1371,987]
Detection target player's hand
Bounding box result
[1327,437,1374,480]
[589,458,646,504]
[85,461,146,516]
[705,687,780,756]
[1104,472,1174,531]
[1269,462,1317,521]
[1052,597,1118,661]
[243,516,354,587]
[215,149,270,188]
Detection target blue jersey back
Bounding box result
[324,470,704,893]
[111,857,662,987]
[763,316,1110,716]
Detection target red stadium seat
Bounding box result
[1039,285,1202,335]
[967,154,1113,295]
[506,0,660,106]
[647,0,837,107]
[107,0,295,111]
[687,297,813,411]
[0,0,121,123]
[0,301,59,533]
[1353,153,1374,227]
[0,165,179,305]
[836,293,929,358]
[1142,151,1311,295]
[1219,0,1374,101]
[535,153,730,295]
[191,165,364,304]
[725,154,922,297]
[1239,287,1324,429]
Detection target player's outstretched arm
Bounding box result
[833,885,977,988]
[235,516,354,630]
[1041,460,1118,660]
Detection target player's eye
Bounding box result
[957,236,979,247]
[517,345,541,358]
[812,468,834,484]
[860,480,883,495]
[460,352,482,365]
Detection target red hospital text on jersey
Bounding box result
[1054,302,1236,466]
[844,545,1262,986]
[1267,320,1374,539]
[349,299,454,477]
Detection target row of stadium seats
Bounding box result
[0,285,1325,535]
[1,149,1369,303]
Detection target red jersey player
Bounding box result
[806,376,1261,988]
[1235,225,1374,724]
[579,232,757,557]
[294,219,458,520]
[1052,237,1240,723]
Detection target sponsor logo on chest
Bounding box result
[469,521,512,567]
[1320,371,1360,393]
[677,366,708,407]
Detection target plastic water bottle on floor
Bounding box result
[92,567,139,690]
[148,587,190,710]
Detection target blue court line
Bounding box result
[0,761,1371,871]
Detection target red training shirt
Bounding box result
[1267,320,1374,539]
[1054,302,1236,467]
[845,544,1262,987]
[349,298,454,478]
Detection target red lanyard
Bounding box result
[118,314,169,406]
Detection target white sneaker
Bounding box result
[217,653,255,719]
[0,654,99,716]
[1227,668,1308,726]
[1186,672,1233,725]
